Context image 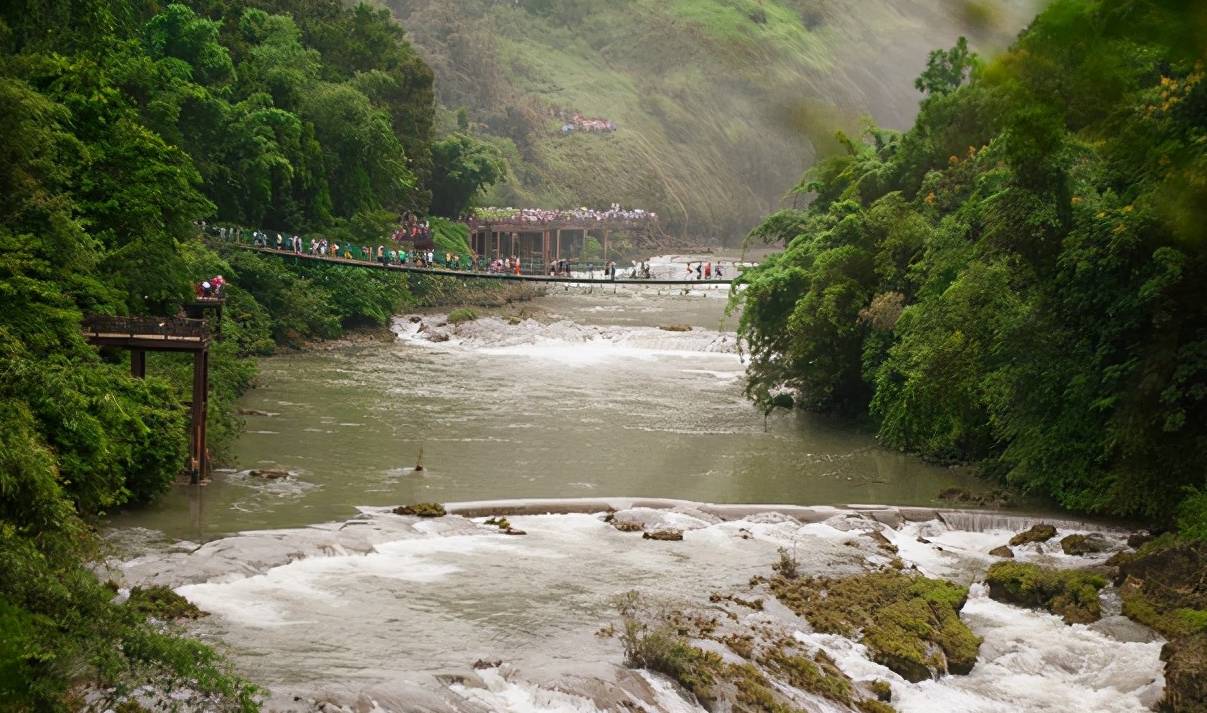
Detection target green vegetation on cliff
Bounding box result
[0,0,438,708]
[734,0,1207,523]
[386,0,1029,239]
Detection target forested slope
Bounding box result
[385,0,1033,240]
[0,1,433,708]
[734,0,1207,524]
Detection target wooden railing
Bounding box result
[83,315,209,340]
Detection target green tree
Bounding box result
[429,132,505,217]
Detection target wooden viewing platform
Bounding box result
[465,216,656,264]
[83,315,211,483]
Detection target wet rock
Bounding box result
[985,561,1106,624]
[1009,523,1058,546]
[989,545,1015,558]
[392,502,446,517]
[1060,533,1112,556]
[426,331,450,343]
[237,408,277,417]
[1127,531,1158,549]
[1162,633,1207,713]
[863,529,898,554]
[249,468,291,479]
[612,520,643,533]
[408,315,422,323]
[501,527,527,536]
[472,659,502,670]
[869,679,892,702]
[658,324,691,332]
[642,529,683,541]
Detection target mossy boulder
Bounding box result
[447,307,478,324]
[126,585,205,620]
[1114,541,1207,712]
[1009,524,1058,546]
[988,545,1014,558]
[1117,540,1207,639]
[985,562,1106,624]
[392,502,446,517]
[1162,633,1207,713]
[1060,533,1111,556]
[771,571,980,682]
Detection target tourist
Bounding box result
[704,262,712,279]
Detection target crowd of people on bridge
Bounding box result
[685,261,723,280]
[469,204,657,226]
[195,219,731,282]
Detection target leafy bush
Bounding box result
[447,307,478,324]
[1177,489,1207,543]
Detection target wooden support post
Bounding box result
[604,230,610,261]
[556,229,561,259]
[190,348,208,484]
[494,230,500,257]
[543,230,550,269]
[130,349,146,379]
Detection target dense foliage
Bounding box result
[0,0,437,708]
[734,0,1207,522]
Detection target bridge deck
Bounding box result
[239,246,734,286]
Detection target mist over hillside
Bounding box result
[384,0,1032,242]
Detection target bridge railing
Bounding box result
[83,315,209,340]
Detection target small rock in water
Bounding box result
[612,520,643,533]
[426,331,450,342]
[237,408,277,417]
[472,659,503,670]
[658,324,691,332]
[1009,523,1058,546]
[989,545,1015,558]
[643,529,683,541]
[501,527,527,536]
[249,468,291,479]
[1061,533,1112,556]
[408,315,422,323]
[392,502,446,517]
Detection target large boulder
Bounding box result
[1162,633,1207,713]
[1009,524,1058,546]
[1060,533,1112,556]
[985,562,1106,624]
[770,571,980,682]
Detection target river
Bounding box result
[108,271,1166,712]
[111,277,1000,542]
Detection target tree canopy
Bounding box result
[734,0,1207,522]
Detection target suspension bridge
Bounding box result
[234,245,736,286]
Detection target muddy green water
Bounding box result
[111,281,1000,542]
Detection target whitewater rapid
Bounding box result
[114,502,1164,713]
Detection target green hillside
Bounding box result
[385,0,1033,241]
